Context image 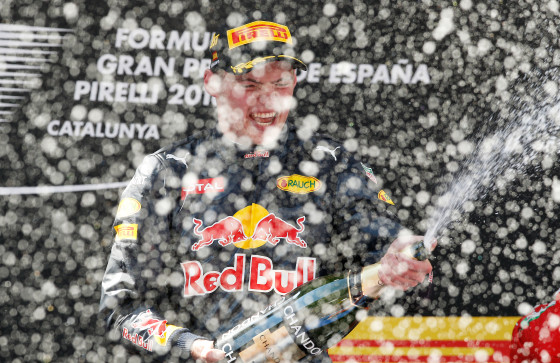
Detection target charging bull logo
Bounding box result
[131,313,168,338]
[192,217,247,251]
[190,204,307,251]
[251,214,306,248]
[127,310,183,348]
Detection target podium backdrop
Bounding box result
[2,1,560,361]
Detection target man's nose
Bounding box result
[256,85,276,104]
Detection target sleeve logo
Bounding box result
[114,224,138,241]
[360,162,378,184]
[378,190,395,205]
[181,177,225,200]
[116,198,141,218]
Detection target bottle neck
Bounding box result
[360,262,385,298]
[347,268,376,307]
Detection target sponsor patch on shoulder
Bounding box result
[115,224,138,241]
[378,190,395,205]
[181,177,225,200]
[244,150,270,158]
[116,198,141,218]
[277,175,322,194]
[360,162,378,184]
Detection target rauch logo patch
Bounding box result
[276,175,322,194]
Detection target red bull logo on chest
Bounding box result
[184,205,315,296]
[181,254,316,296]
[190,204,307,251]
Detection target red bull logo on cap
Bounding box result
[190,204,307,251]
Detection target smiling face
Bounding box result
[204,61,297,146]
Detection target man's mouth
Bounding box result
[250,112,277,126]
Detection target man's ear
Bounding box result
[203,69,222,97]
[291,69,298,87]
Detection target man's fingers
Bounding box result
[204,349,226,362]
[388,235,425,252]
[379,252,433,290]
[191,339,226,362]
[397,255,432,274]
[379,269,415,290]
[383,252,432,274]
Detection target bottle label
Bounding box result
[282,305,323,356]
[237,327,306,362]
[218,295,324,362]
[220,296,288,342]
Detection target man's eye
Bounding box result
[241,83,256,89]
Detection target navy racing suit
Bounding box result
[99,122,402,361]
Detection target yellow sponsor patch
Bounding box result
[230,55,305,74]
[378,190,395,205]
[277,175,322,194]
[115,224,138,241]
[116,197,141,218]
[210,33,219,49]
[154,324,182,346]
[227,21,292,49]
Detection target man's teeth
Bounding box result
[251,112,276,124]
[252,112,276,118]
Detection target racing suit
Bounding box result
[99,122,402,361]
[510,295,560,362]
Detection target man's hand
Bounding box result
[191,339,226,362]
[378,235,436,290]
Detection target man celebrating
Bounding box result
[100,17,434,362]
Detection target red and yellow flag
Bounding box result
[329,316,519,362]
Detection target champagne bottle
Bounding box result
[216,240,430,363]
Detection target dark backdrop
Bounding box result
[1,0,559,360]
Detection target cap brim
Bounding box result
[229,54,307,75]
